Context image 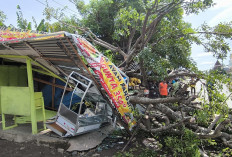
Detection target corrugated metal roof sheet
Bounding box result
[0,32,95,82]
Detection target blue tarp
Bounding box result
[42,79,81,109]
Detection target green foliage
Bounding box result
[15,5,47,31]
[135,5,201,79]
[16,5,31,30]
[164,128,200,157]
[42,0,232,80]
[102,49,113,61]
[0,10,6,27]
[220,147,232,157]
[7,0,231,83]
[27,22,32,30]
[184,0,214,15]
[43,5,80,33]
[139,45,194,81]
[138,148,158,157]
[72,0,117,40]
[113,6,144,40]
[206,139,217,146]
[139,47,171,81]
[35,19,47,32]
[111,128,125,137]
[195,70,230,126]
[195,109,210,126]
[197,22,232,60]
[114,148,157,157]
[114,150,134,157]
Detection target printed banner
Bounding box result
[0,29,64,42]
[72,35,136,130]
[0,29,43,42]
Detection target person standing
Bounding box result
[171,79,179,97]
[167,79,173,95]
[159,80,168,98]
[190,77,196,95]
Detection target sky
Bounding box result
[0,0,232,71]
[184,0,232,70]
[0,0,83,26]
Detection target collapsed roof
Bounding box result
[0,31,97,81]
[0,30,137,131]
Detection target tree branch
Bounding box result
[166,71,197,81]
[154,103,182,121]
[150,113,170,125]
[206,115,222,134]
[140,116,191,133]
[127,27,136,53]
[91,38,127,57]
[195,119,230,139]
[139,59,148,87]
[124,1,185,67]
[129,96,181,105]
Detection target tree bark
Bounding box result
[140,116,191,133]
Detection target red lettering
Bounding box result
[103,68,110,73]
[94,70,101,75]
[109,77,115,82]
[101,64,107,69]
[105,73,114,82]
[111,83,118,89]
[114,91,120,96]
[117,96,122,100]
[101,65,115,82]
[118,100,123,104]
[90,63,100,67]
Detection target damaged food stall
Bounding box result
[0,29,136,136]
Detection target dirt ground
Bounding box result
[0,127,226,157]
[0,139,64,157]
[0,135,142,157]
[0,135,131,157]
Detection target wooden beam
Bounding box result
[24,41,61,75]
[58,39,84,70]
[34,78,73,92]
[35,57,72,62]
[52,78,56,109]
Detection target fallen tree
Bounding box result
[123,69,232,156]
[29,0,232,155]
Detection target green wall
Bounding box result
[0,65,27,87]
[0,65,28,113]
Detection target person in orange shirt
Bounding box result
[159,80,168,98]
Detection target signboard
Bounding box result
[0,29,64,42]
[72,35,136,130]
